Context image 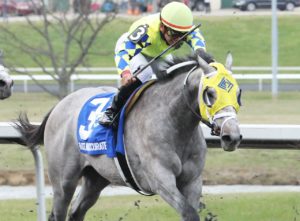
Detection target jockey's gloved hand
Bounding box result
[195,48,215,64]
[121,70,136,86]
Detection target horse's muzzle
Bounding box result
[221,134,243,151]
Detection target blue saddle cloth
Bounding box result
[77,92,126,157]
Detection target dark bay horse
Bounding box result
[16,54,242,221]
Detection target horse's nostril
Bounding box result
[0,80,5,87]
[221,135,231,143]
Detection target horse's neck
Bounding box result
[158,69,202,133]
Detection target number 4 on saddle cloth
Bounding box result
[77,81,155,157]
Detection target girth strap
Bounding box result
[114,81,156,196]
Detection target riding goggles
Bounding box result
[166,27,187,38]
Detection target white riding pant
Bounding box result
[115,33,173,83]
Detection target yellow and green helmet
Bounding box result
[160,1,194,32]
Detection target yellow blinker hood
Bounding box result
[199,62,240,122]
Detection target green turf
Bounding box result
[0,92,58,122]
[0,193,299,221]
[201,192,300,221]
[204,148,300,185]
[238,91,300,124]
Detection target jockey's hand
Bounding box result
[121,70,136,86]
[195,48,215,64]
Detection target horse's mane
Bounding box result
[155,54,198,81]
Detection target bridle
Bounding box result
[181,64,217,134]
[165,59,239,137]
[181,64,237,136]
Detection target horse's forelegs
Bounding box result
[149,166,200,221]
[179,175,203,211]
[178,156,206,211]
[49,180,79,221]
[68,167,110,221]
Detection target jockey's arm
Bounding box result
[115,34,151,76]
[186,28,206,51]
[186,28,214,63]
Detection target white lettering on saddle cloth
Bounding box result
[78,142,107,151]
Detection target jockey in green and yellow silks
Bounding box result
[99,1,214,127]
[115,13,207,76]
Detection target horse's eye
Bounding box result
[203,87,217,108]
[237,88,242,106]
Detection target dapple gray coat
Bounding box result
[16,55,241,221]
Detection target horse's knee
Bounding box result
[62,182,75,193]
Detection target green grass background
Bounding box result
[0,15,299,67]
[0,193,299,221]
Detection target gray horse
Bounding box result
[16,54,241,221]
[0,53,13,99]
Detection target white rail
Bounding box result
[10,66,300,92]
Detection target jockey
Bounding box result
[99,1,214,126]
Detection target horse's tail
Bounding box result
[14,110,52,150]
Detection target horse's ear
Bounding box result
[197,55,215,75]
[225,51,233,71]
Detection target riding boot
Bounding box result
[99,78,142,127]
